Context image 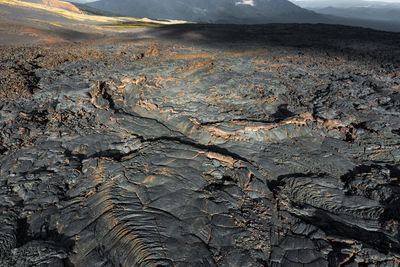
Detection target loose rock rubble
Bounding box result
[1,24,400,266]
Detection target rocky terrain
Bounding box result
[1,3,400,266]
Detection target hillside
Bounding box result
[72,2,121,16]
[86,0,400,32]
[88,0,323,23]
[22,0,84,13]
[0,0,187,45]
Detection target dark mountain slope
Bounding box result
[86,0,400,31]
[88,0,323,23]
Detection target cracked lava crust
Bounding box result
[1,24,400,266]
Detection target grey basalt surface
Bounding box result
[1,24,400,266]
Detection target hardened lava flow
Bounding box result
[1,24,400,266]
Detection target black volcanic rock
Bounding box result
[88,0,321,23]
[1,23,400,266]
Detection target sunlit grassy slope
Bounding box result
[0,0,188,25]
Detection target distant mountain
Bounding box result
[69,0,400,32]
[292,0,400,23]
[292,0,400,9]
[311,6,400,23]
[88,0,323,23]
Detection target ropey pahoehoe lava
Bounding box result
[1,0,400,266]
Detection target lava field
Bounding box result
[1,23,400,266]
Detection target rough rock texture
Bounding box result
[1,24,400,266]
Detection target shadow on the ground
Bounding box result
[150,23,400,67]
